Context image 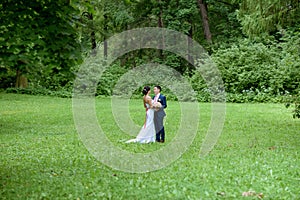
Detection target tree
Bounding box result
[197,0,212,43]
[0,0,82,88]
[237,0,300,37]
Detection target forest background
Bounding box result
[0,0,299,116]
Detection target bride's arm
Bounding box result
[143,98,146,108]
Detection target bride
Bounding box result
[125,86,157,143]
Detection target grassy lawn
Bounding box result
[0,93,299,199]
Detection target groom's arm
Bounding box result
[162,95,167,109]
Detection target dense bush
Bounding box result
[97,63,128,96]
[212,39,291,95]
[183,29,299,105]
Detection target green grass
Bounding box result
[0,93,299,199]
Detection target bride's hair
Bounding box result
[142,86,150,95]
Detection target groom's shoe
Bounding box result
[160,140,165,143]
[156,139,161,143]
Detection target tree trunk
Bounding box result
[197,0,212,44]
[187,21,194,65]
[90,14,97,55]
[104,13,108,58]
[82,12,97,55]
[157,0,164,59]
[15,70,28,88]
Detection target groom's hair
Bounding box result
[155,85,161,92]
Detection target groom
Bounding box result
[153,85,167,143]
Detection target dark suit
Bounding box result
[153,94,167,142]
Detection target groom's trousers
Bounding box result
[154,112,165,141]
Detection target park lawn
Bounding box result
[0,93,299,199]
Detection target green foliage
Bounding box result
[185,27,300,104]
[97,63,128,96]
[206,0,243,45]
[0,66,15,88]
[0,0,83,84]
[212,39,280,95]
[277,28,300,93]
[285,92,300,119]
[0,0,299,112]
[211,37,299,95]
[237,0,300,37]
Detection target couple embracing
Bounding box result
[126,85,167,144]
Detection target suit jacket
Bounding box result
[153,94,167,117]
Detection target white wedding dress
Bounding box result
[125,102,156,143]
